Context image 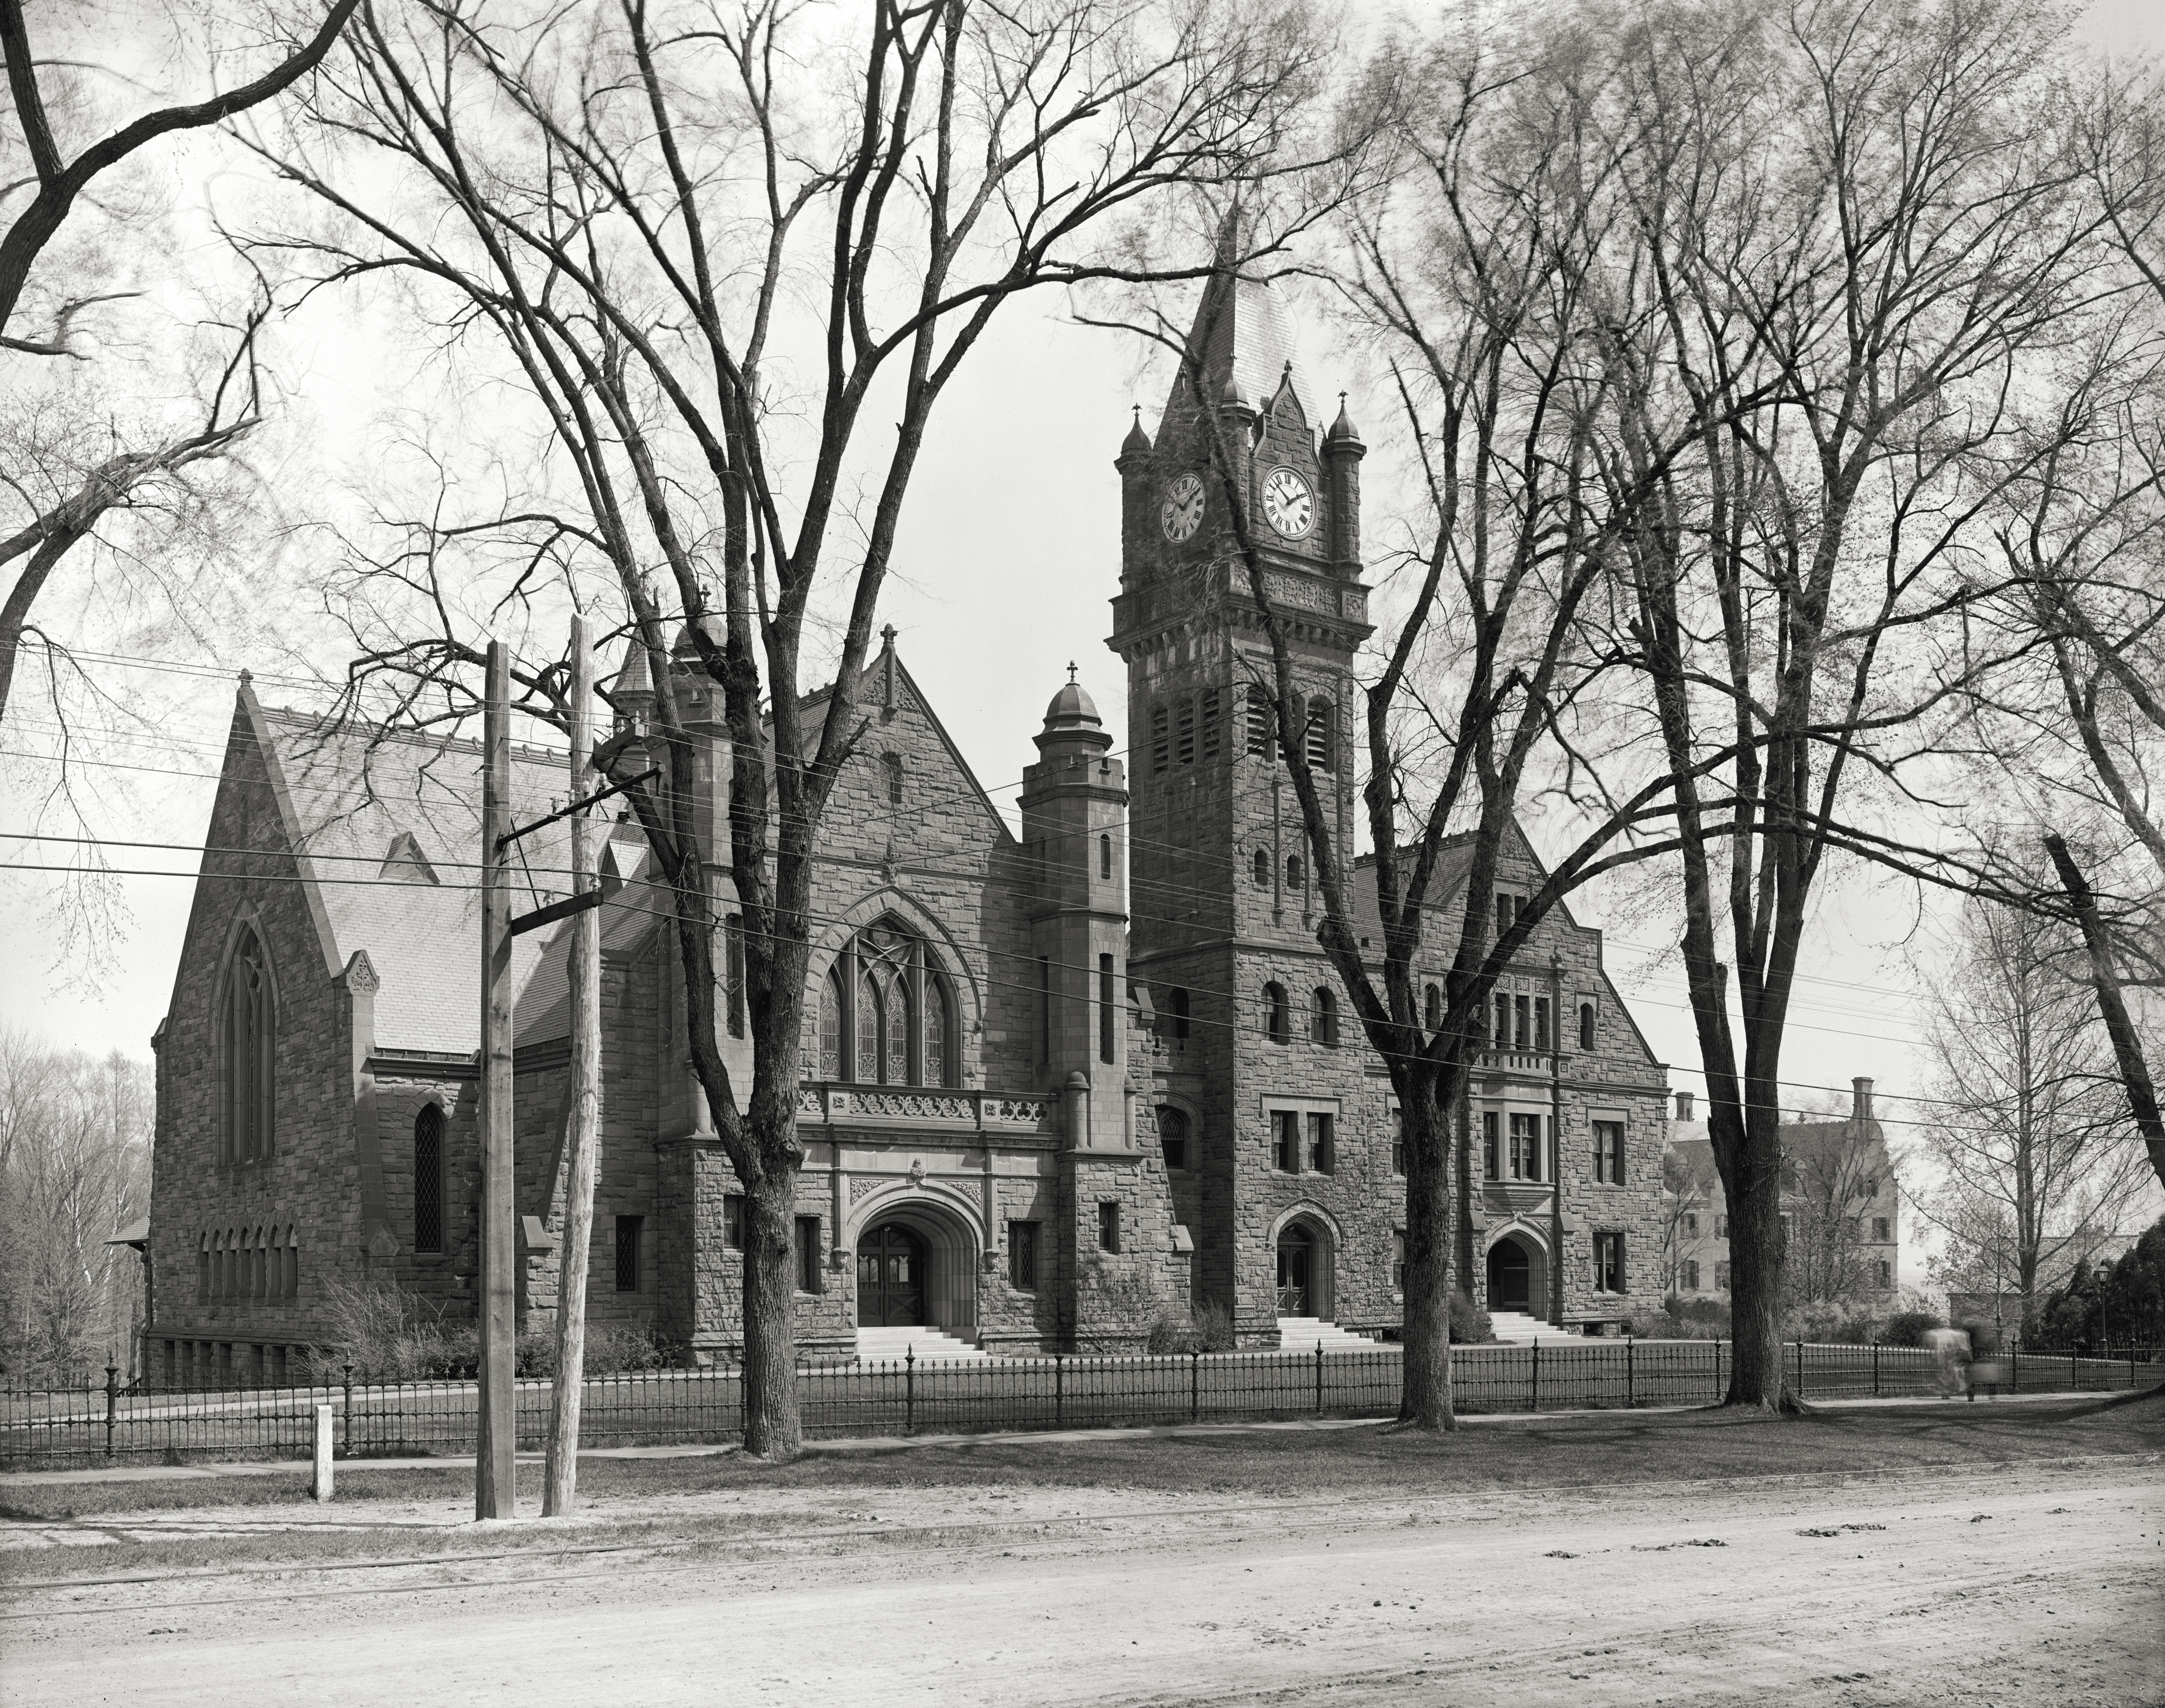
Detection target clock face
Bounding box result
[1161,473,1204,542]
[1262,466,1315,539]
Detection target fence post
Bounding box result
[1315,1341,1324,1413]
[2009,1346,2018,1393]
[1626,1337,1635,1408]
[1190,1348,1200,1424]
[342,1364,354,1457]
[312,1403,335,1503]
[1715,1338,1724,1401]
[1793,1340,1804,1399]
[104,1365,119,1463]
[1872,1341,1880,1398]
[904,1347,915,1438]
[1531,1339,1540,1413]
[1054,1353,1064,1430]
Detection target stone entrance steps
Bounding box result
[1274,1317,1379,1353]
[854,1326,987,1363]
[1486,1310,1562,1344]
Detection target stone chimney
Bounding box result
[1675,1091,1694,1121]
[1852,1077,1875,1125]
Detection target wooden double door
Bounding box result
[855,1223,926,1327]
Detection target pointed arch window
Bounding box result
[1263,981,1290,1045]
[221,925,275,1164]
[826,922,955,1087]
[414,1105,444,1254]
[1423,983,1443,1032]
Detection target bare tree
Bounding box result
[0,0,358,721]
[259,0,1338,1460]
[0,1031,152,1382]
[1143,22,1721,1429]
[1660,1144,1716,1299]
[1598,0,2110,1408]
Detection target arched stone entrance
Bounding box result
[1274,1216,1336,1320]
[847,1192,980,1333]
[1485,1231,1544,1317]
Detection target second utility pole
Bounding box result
[476,639,517,1519]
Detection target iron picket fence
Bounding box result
[4,1339,2154,1471]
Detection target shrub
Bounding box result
[1147,1299,1237,1353]
[1878,1309,1943,1348]
[1449,1293,1492,1344]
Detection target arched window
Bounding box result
[222,1230,237,1299]
[1166,985,1190,1040]
[1579,1001,1595,1051]
[1243,683,1270,756]
[1286,853,1304,891]
[283,1226,300,1300]
[1310,987,1338,1046]
[414,1105,444,1254]
[819,971,843,1079]
[221,924,275,1164]
[1263,982,1290,1045]
[1305,696,1335,771]
[883,751,904,805]
[1099,834,1113,879]
[197,1234,209,1302]
[923,976,950,1089]
[1157,1107,1189,1171]
[1423,983,1443,1031]
[252,1228,267,1300]
[830,922,954,1086]
[1252,849,1270,889]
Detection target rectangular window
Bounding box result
[1245,684,1270,757]
[414,1107,444,1255]
[1200,689,1221,759]
[1161,1130,1187,1171]
[723,1193,745,1251]
[1683,1212,1699,1236]
[1274,1109,1300,1173]
[724,915,747,1038]
[1151,703,1169,773]
[795,1216,822,1293]
[1513,994,1530,1049]
[1009,1220,1039,1290]
[1393,1229,1406,1291]
[1037,955,1052,1068]
[1492,994,1509,1049]
[1391,1108,1405,1177]
[1097,1201,1121,1254]
[1876,1259,1891,1287]
[1683,1259,1700,1291]
[1509,1112,1541,1182]
[1592,1120,1625,1185]
[1593,1231,1624,1293]
[1099,954,1116,1064]
[1483,1110,1499,1180]
[1533,997,1550,1052]
[1307,1112,1335,1174]
[1716,1261,1731,1289]
[1873,1217,1890,1241]
[1715,1215,1728,1238]
[615,1215,643,1293]
[1176,697,1196,765]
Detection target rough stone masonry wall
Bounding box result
[147,718,363,1376]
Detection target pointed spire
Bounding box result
[1326,390,1363,448]
[1120,404,1151,456]
[1157,203,1305,441]
[614,634,654,704]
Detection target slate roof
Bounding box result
[244,691,589,1054]
[1155,217,1313,442]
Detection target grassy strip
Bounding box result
[3,1393,2156,1580]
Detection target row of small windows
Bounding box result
[1251,850,1309,891]
[1680,1212,1890,1241]
[1150,686,1336,775]
[196,1227,301,1302]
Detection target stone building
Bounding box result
[140,268,1669,1383]
[1663,1082,1902,1307]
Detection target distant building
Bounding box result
[1662,1080,1900,1305]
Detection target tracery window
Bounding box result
[821,922,956,1086]
[221,924,275,1164]
[414,1106,444,1254]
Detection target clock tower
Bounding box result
[1106,248,1373,1340]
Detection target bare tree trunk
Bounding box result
[1397,1072,1456,1431]
[740,1169,800,1460]
[544,616,600,1517]
[2046,835,2165,1191]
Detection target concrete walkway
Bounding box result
[0,1386,2120,1489]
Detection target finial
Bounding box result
[881,623,897,650]
[1067,661,1079,684]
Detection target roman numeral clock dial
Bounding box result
[1262,467,1314,539]
[1160,473,1203,542]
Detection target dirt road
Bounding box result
[5,1459,2158,1705]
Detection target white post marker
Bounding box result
[313,1402,335,1503]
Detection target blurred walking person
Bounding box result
[1923,1326,1971,1397]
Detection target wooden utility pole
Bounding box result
[545,616,602,1515]
[476,639,516,1520]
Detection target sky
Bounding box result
[6,0,2164,1291]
